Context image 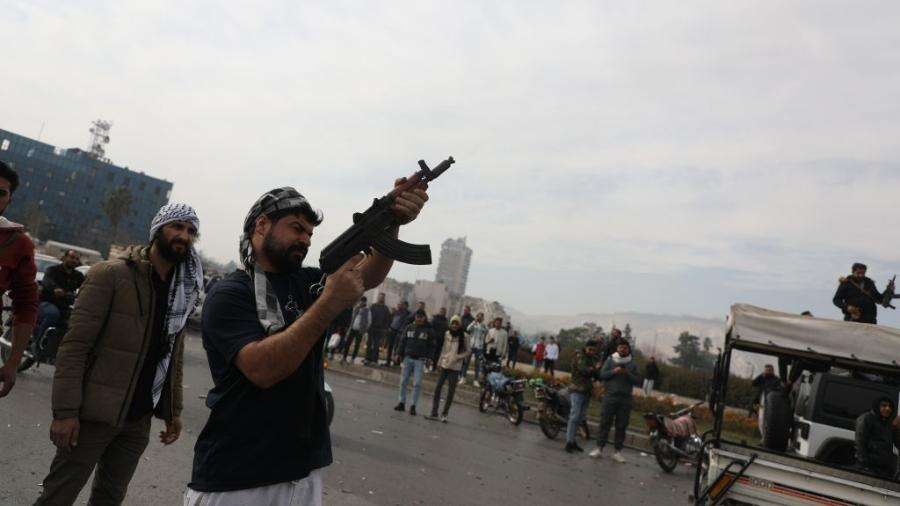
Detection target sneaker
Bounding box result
[565,442,577,454]
[409,405,417,416]
[473,381,481,388]
[425,414,439,421]
[573,443,585,453]
[440,415,448,423]
[589,448,602,459]
[394,402,405,412]
[612,452,626,463]
[457,378,466,385]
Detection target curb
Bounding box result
[326,362,654,452]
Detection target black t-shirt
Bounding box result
[127,269,170,421]
[189,267,331,492]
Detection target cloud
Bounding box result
[3,1,900,322]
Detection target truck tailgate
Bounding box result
[707,443,900,505]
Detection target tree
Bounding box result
[556,324,595,349]
[623,323,634,347]
[671,331,714,371]
[103,186,133,244]
[702,337,713,353]
[21,202,48,239]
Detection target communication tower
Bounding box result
[88,119,112,161]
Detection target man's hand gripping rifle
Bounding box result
[312,157,456,293]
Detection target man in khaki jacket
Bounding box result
[35,203,203,506]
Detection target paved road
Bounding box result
[1,333,695,505]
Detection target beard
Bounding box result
[157,234,191,263]
[263,232,308,272]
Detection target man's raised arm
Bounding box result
[235,254,365,389]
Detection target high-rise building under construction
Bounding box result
[435,237,472,296]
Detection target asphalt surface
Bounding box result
[1,332,695,505]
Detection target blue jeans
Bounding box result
[566,392,589,444]
[460,348,482,380]
[35,302,61,342]
[398,357,425,406]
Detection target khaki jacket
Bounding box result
[437,331,468,371]
[52,246,184,426]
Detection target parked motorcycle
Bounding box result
[644,401,709,472]
[0,304,66,372]
[478,361,528,425]
[532,381,590,440]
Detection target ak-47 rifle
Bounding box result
[313,157,456,292]
[883,275,897,309]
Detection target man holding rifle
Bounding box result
[833,262,885,324]
[186,180,428,505]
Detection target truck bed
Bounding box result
[707,442,900,505]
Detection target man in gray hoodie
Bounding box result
[342,297,370,364]
[590,340,642,463]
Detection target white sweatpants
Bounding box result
[184,469,323,506]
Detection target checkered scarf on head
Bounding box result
[147,202,204,408]
[239,187,322,335]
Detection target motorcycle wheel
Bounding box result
[508,401,524,426]
[578,421,590,440]
[479,389,490,413]
[653,435,679,473]
[0,332,35,372]
[538,412,561,439]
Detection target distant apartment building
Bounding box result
[412,280,450,315]
[459,295,509,326]
[0,128,172,256]
[435,237,472,296]
[364,277,415,310]
[364,278,451,316]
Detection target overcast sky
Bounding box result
[4,1,900,323]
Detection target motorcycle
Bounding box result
[532,380,590,440]
[644,401,709,473]
[478,361,528,425]
[0,303,68,372]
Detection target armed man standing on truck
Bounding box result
[833,263,884,324]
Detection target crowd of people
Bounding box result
[2,152,898,505]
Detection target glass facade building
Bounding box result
[0,128,172,256]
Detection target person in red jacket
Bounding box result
[532,335,546,370]
[0,161,39,398]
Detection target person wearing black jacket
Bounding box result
[643,356,660,396]
[35,250,84,357]
[429,307,449,372]
[752,364,783,438]
[460,305,475,331]
[833,263,884,324]
[601,328,628,362]
[393,310,434,416]
[365,293,392,365]
[855,396,897,478]
[506,330,520,368]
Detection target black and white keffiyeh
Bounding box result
[239,187,321,335]
[148,202,204,407]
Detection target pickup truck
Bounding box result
[696,304,900,505]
